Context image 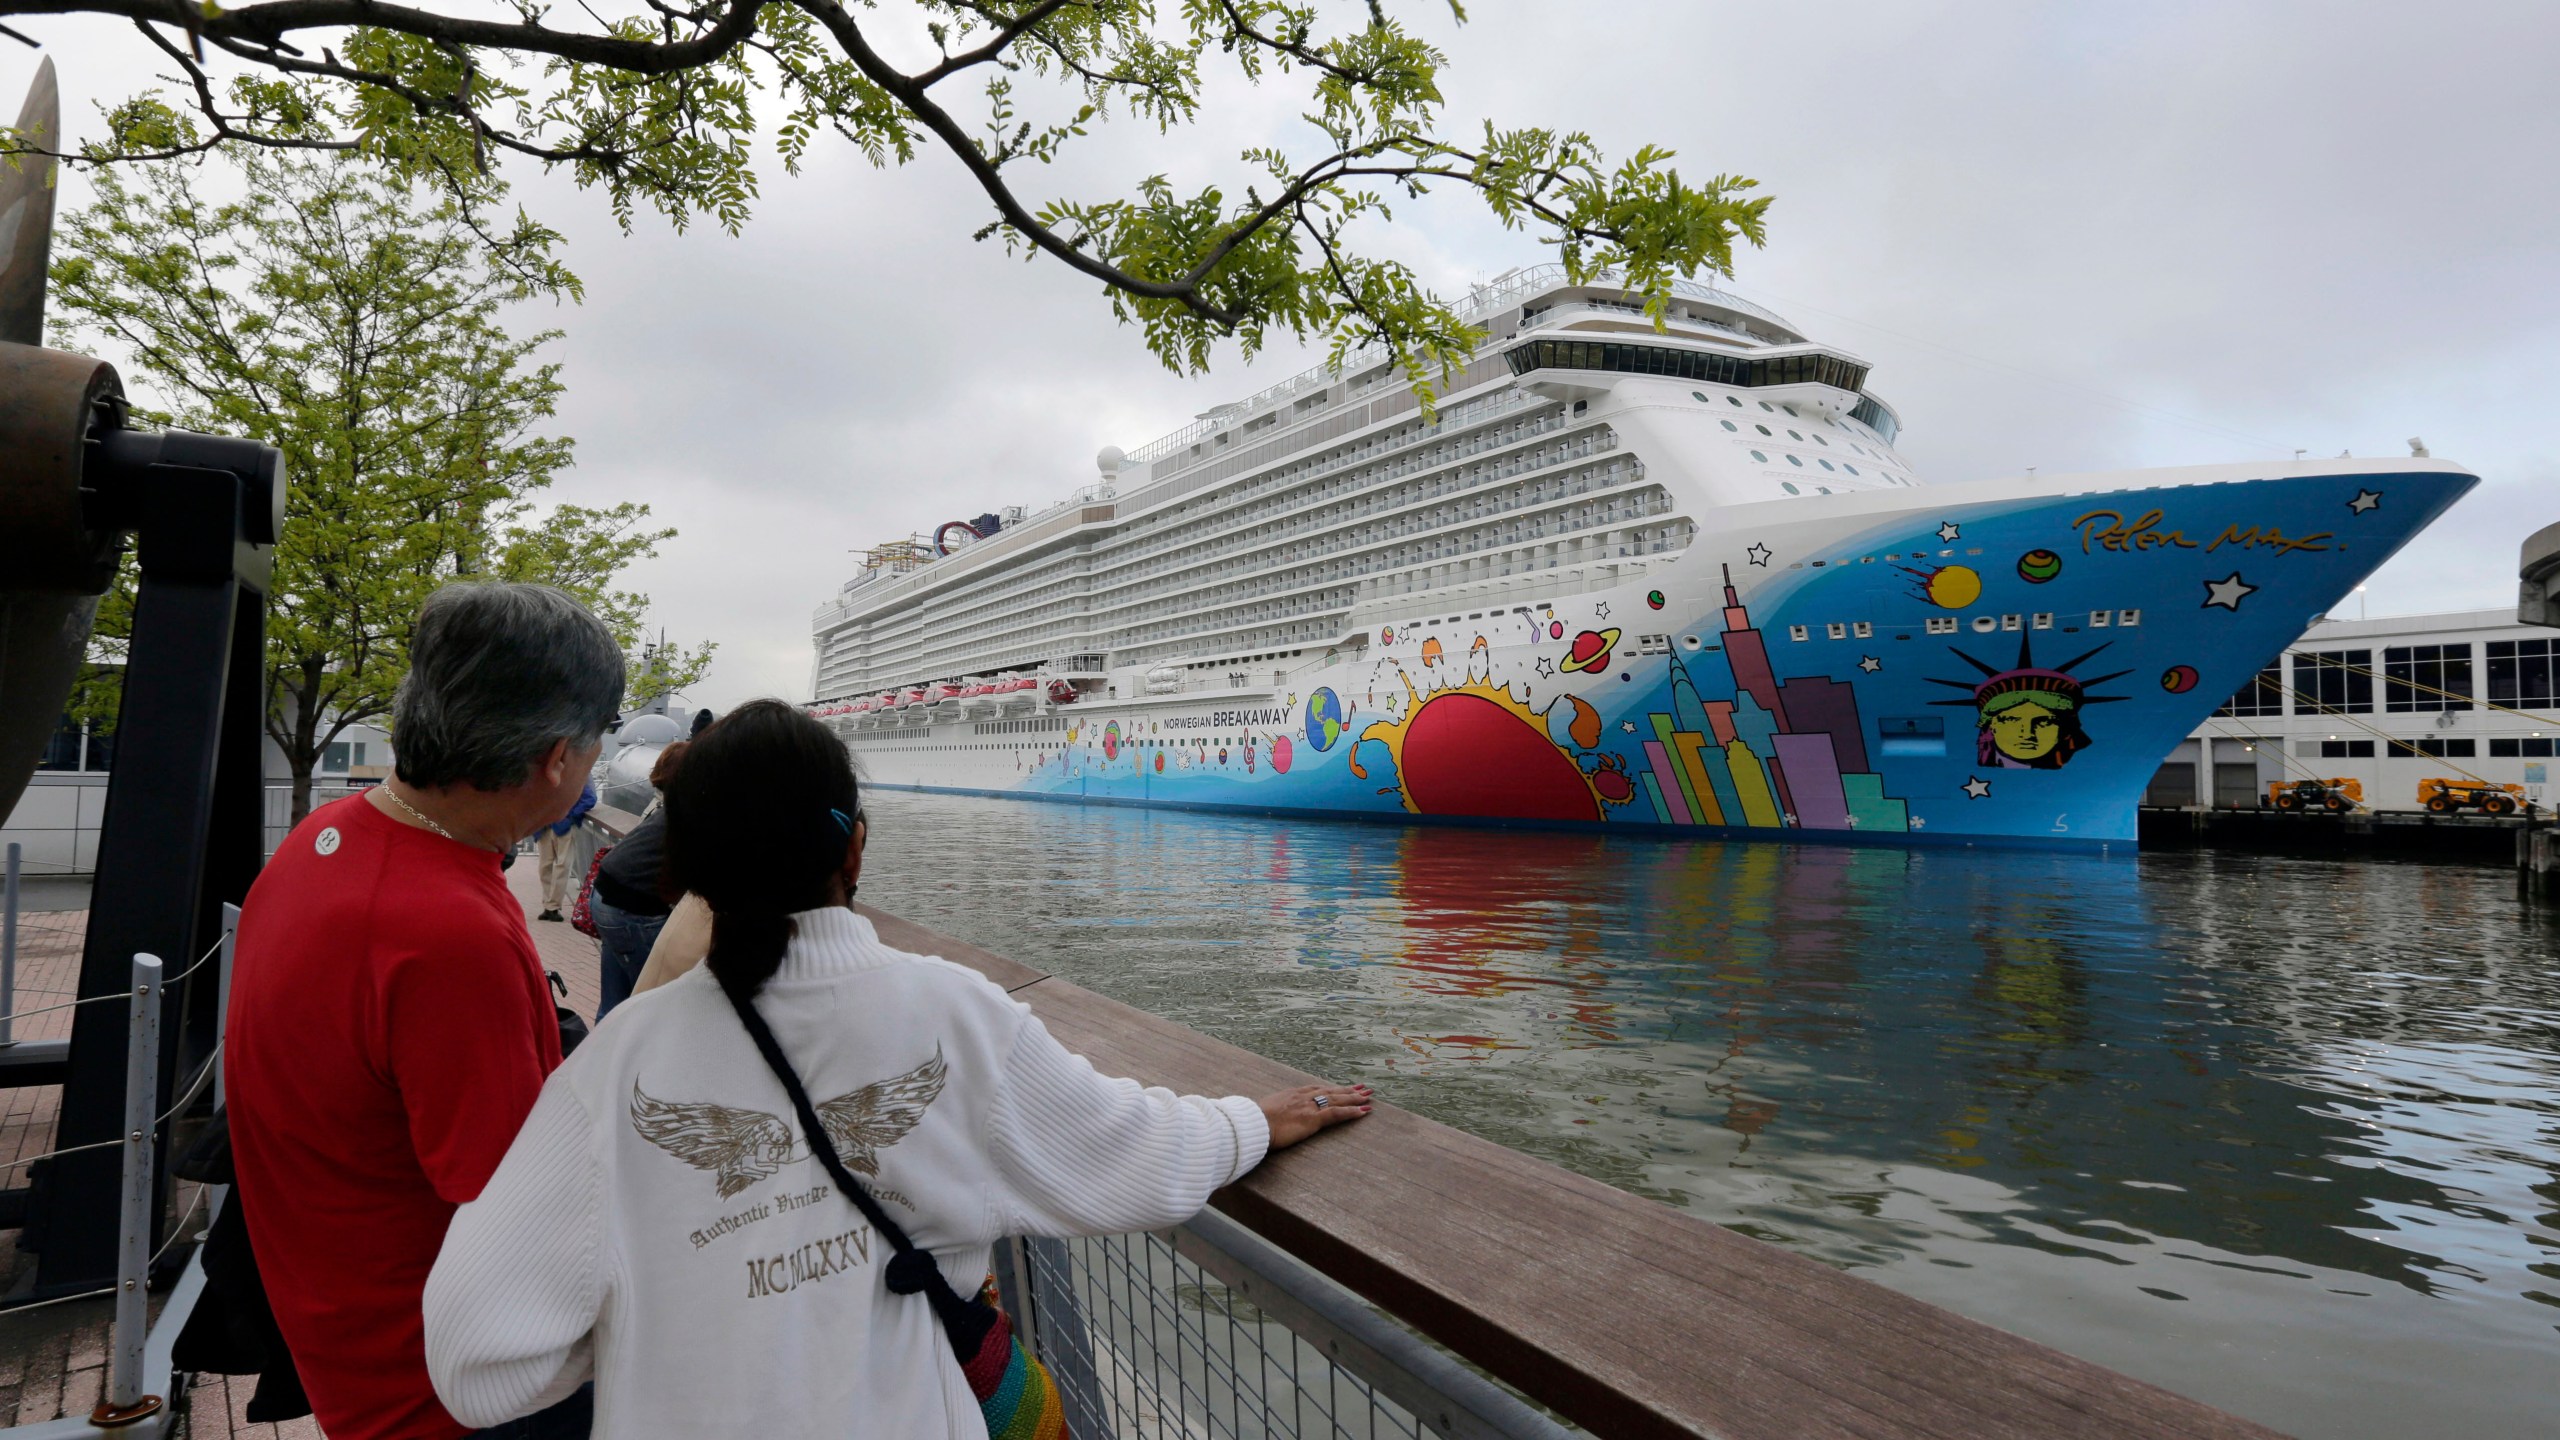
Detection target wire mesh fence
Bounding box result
[1013,1229,1431,1440]
[1001,1216,1574,1440]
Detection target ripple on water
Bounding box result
[859,792,2560,1440]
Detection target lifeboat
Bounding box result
[1047,678,1080,706]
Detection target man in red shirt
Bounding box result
[228,583,625,1440]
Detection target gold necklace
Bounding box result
[380,786,459,841]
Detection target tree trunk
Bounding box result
[285,661,326,824]
[289,751,316,828]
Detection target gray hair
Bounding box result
[393,582,627,790]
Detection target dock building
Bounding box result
[2158,607,2556,811]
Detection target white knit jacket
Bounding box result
[423,907,1269,1437]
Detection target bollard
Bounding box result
[95,952,165,1427]
[2,840,17,1046]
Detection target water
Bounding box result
[853,791,2560,1440]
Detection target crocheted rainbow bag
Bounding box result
[727,987,1069,1440]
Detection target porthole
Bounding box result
[1721,419,1739,432]
[1756,424,1772,436]
[1751,450,1769,462]
[1818,459,1835,471]
[1680,634,1703,650]
[1728,396,1743,407]
[1781,481,1800,494]
[1844,464,1860,476]
[1788,430,1804,441]
[1815,434,1830,446]
[1759,401,1775,412]
[1787,454,1804,467]
[1782,404,1800,417]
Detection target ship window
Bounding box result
[1783,405,1800,417]
[1756,424,1772,436]
[1781,481,1799,494]
[1721,420,1739,432]
[1788,624,1809,641]
[1788,430,1804,441]
[1826,623,1847,639]
[1693,392,1710,403]
[1751,450,1769,462]
[1728,396,1743,407]
[1854,622,1874,638]
[1760,401,1775,412]
[1818,459,1835,472]
[1787,455,1804,467]
[1844,465,1860,476]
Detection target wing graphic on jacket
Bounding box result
[814,1045,948,1178]
[631,1046,946,1200]
[629,1082,796,1198]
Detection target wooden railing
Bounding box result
[860,904,2286,1440]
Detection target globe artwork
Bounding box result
[1306,687,1347,752]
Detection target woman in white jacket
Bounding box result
[423,700,1368,1437]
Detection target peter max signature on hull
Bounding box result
[2071,508,2335,558]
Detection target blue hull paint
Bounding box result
[854,467,2475,848]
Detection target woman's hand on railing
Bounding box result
[1259,1084,1373,1149]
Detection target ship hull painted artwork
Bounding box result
[846,463,2473,848]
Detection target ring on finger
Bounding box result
[1313,1095,1331,1109]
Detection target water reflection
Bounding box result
[857,792,2560,1439]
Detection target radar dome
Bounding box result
[1096,445,1128,474]
[616,712,684,749]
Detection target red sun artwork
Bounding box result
[1395,691,1600,822]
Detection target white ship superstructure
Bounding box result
[815,267,1911,704]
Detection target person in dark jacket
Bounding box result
[589,742,685,1017]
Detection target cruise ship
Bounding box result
[808,265,2476,847]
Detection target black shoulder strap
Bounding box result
[723,982,996,1355]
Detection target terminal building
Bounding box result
[2153,608,2555,811]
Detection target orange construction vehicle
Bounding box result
[2267,777,2363,811]
[2416,777,2527,815]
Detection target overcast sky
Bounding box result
[14,1,2557,709]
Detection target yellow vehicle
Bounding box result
[2417,777,2527,816]
[2268,777,2363,812]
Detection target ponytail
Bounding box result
[707,908,795,1004]
[661,699,861,1002]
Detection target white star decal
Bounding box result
[2347,489,2382,515]
[1746,543,1773,567]
[1620,721,1637,733]
[1937,521,1961,543]
[1858,655,1882,673]
[1961,776,1993,800]
[1593,602,1611,620]
[2201,572,2258,611]
[1910,816,1927,830]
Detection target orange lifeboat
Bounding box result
[1047,679,1079,706]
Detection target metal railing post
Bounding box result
[2,840,18,1046]
[213,902,240,1113]
[98,951,166,1426]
